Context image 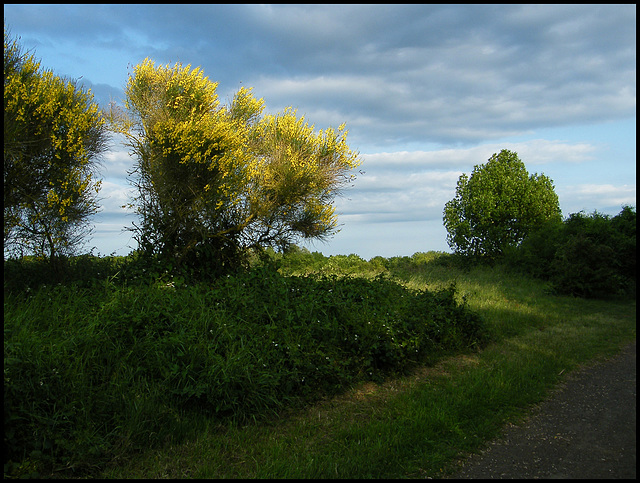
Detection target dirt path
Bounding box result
[448,340,636,479]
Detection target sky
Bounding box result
[4,4,636,259]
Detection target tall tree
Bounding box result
[109,58,361,275]
[4,27,107,259]
[443,149,561,259]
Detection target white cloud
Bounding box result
[97,180,135,216]
[361,140,598,170]
[335,139,608,230]
[102,148,134,180]
[560,184,636,212]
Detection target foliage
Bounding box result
[502,217,565,280]
[443,149,561,260]
[105,261,636,480]
[273,247,385,277]
[508,206,636,299]
[4,27,108,260]
[108,58,361,278]
[3,253,124,292]
[609,205,636,282]
[6,250,635,479]
[3,256,486,477]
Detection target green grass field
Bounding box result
[4,251,635,478]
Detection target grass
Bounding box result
[97,252,635,479]
[4,251,635,478]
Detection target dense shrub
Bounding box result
[504,218,564,280]
[3,253,125,293]
[609,205,636,283]
[551,233,623,299]
[507,206,636,299]
[4,264,487,477]
[275,247,382,277]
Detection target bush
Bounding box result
[3,253,125,293]
[504,218,564,280]
[4,264,487,477]
[610,205,636,282]
[551,233,624,298]
[506,206,636,299]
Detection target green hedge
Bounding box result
[4,265,487,476]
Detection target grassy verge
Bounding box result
[98,253,635,479]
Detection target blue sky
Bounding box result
[4,4,636,259]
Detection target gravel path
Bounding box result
[448,340,636,479]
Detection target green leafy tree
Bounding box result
[109,58,361,275]
[443,149,561,259]
[4,27,107,260]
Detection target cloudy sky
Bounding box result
[5,4,636,259]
